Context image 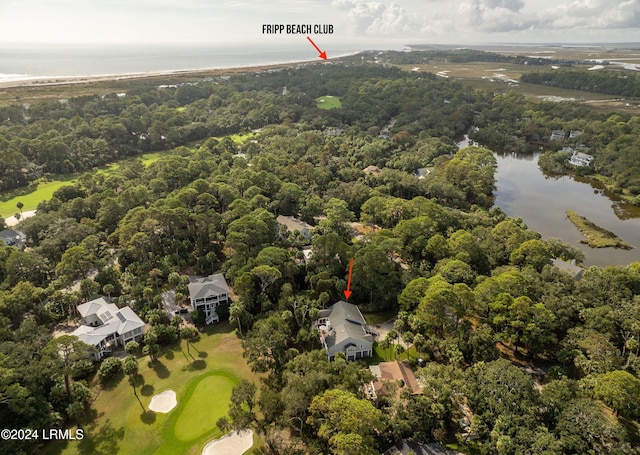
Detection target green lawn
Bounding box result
[43,323,257,455]
[139,150,175,166]
[368,342,419,365]
[316,95,342,110]
[0,178,77,219]
[173,373,235,442]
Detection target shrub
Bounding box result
[190,309,205,325]
[71,359,95,380]
[97,357,122,383]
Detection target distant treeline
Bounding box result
[374,49,553,65]
[521,69,640,97]
[0,63,479,192]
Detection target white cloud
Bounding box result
[0,0,639,44]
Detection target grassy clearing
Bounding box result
[0,132,258,219]
[43,322,258,455]
[397,60,640,115]
[0,177,77,219]
[173,373,235,442]
[316,95,342,110]
[368,342,419,365]
[566,209,633,249]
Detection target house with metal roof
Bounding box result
[0,229,26,250]
[188,273,229,325]
[71,297,145,360]
[316,301,374,361]
[550,258,584,279]
[276,215,314,239]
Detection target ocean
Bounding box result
[0,42,365,84]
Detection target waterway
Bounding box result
[492,151,640,267]
[458,137,640,267]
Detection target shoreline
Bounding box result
[0,51,363,90]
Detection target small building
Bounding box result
[72,297,145,360]
[550,130,566,141]
[316,301,374,361]
[276,215,314,239]
[569,130,584,139]
[301,246,313,263]
[550,258,584,279]
[568,150,594,167]
[324,127,343,137]
[416,167,433,179]
[363,165,383,176]
[188,273,229,325]
[367,360,423,399]
[0,229,26,250]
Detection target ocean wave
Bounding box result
[0,73,32,83]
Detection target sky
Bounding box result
[0,0,639,46]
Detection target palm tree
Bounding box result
[229,300,246,335]
[124,355,144,411]
[180,326,199,357]
[16,201,23,218]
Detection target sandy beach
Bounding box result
[0,59,327,90]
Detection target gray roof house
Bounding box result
[0,229,26,250]
[316,301,374,361]
[550,258,584,279]
[188,273,230,325]
[276,215,314,239]
[72,297,145,360]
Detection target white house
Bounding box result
[315,301,374,361]
[188,273,229,325]
[569,151,594,167]
[72,297,145,360]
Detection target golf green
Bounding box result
[173,373,236,441]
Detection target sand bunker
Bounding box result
[202,429,254,455]
[148,389,177,413]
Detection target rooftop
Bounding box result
[370,360,423,396]
[188,273,230,300]
[276,215,314,236]
[318,301,372,349]
[550,258,584,278]
[72,297,144,346]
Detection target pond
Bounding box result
[492,150,640,267]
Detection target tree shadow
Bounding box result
[164,350,175,360]
[184,359,206,371]
[198,351,208,358]
[140,410,157,425]
[140,384,155,396]
[149,360,170,379]
[77,419,125,455]
[201,321,234,336]
[100,371,125,391]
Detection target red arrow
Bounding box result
[307,36,327,60]
[343,258,354,300]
